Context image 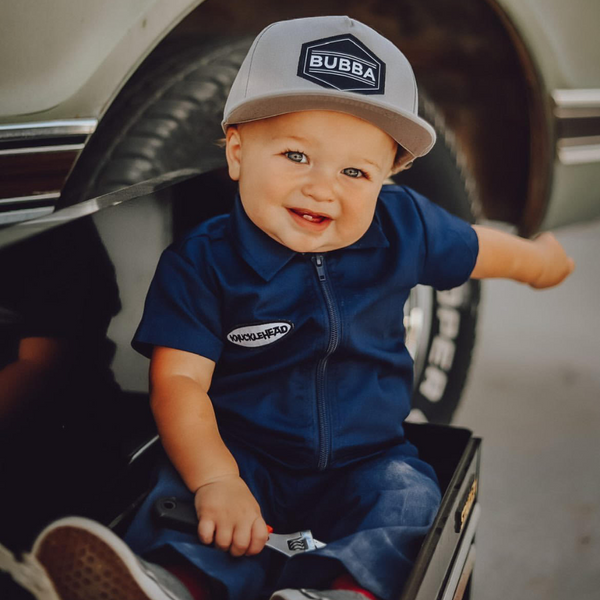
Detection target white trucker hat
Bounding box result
[222,15,436,158]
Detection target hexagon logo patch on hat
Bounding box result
[297,34,386,95]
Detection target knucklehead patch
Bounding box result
[226,321,294,348]
[297,34,385,95]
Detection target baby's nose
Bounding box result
[302,170,336,202]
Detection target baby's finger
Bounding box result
[197,518,216,545]
[229,524,252,558]
[214,523,234,552]
[245,517,270,556]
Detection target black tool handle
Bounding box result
[152,496,198,534]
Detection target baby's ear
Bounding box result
[390,158,414,175]
[225,126,242,181]
[390,144,415,175]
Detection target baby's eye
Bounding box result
[342,167,366,179]
[285,151,307,163]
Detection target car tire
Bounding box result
[398,98,481,424]
[58,37,251,205]
[61,37,480,425]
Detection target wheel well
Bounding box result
[123,0,550,233]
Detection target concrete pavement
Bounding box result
[453,219,600,600]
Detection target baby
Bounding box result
[3,15,573,600]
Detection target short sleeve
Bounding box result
[132,242,223,361]
[407,187,479,290]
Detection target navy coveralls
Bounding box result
[128,185,479,600]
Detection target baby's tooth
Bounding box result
[303,214,315,221]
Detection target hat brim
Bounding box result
[222,91,436,157]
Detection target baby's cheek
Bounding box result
[344,211,374,242]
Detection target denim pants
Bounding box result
[124,440,441,600]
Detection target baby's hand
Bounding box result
[529,232,575,289]
[194,474,269,557]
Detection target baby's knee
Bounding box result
[371,463,441,527]
[401,476,441,525]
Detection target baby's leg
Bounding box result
[275,444,441,600]
[123,445,280,600]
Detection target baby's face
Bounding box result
[225,110,396,253]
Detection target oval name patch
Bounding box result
[226,321,294,348]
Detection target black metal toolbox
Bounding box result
[89,422,482,600]
[402,423,481,600]
[107,423,482,600]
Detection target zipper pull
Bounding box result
[313,254,326,281]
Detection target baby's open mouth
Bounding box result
[288,208,331,224]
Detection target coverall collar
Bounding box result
[229,194,390,282]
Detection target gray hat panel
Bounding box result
[223,16,435,157]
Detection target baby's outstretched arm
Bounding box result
[470,225,575,288]
[150,346,269,557]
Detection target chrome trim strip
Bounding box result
[560,135,600,148]
[0,168,202,251]
[553,90,600,163]
[0,193,60,206]
[558,142,600,165]
[0,119,98,140]
[0,144,85,156]
[554,107,600,119]
[128,435,160,465]
[441,503,481,600]
[552,89,600,109]
[553,90,600,118]
[0,207,54,225]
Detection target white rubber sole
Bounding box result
[24,516,180,600]
[270,590,366,600]
[270,591,322,600]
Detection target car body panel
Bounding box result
[543,162,600,230]
[495,0,600,89]
[493,0,600,230]
[2,0,597,122]
[0,0,204,123]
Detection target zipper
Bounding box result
[311,254,340,470]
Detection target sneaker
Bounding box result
[0,516,193,600]
[270,590,367,600]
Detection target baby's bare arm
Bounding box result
[470,225,575,288]
[150,347,236,489]
[150,346,269,556]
